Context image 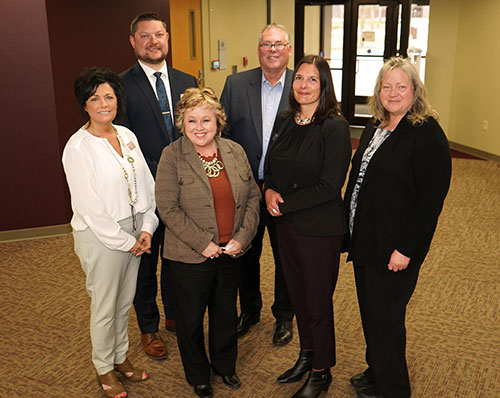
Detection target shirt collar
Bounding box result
[262,69,286,88]
[138,60,169,79]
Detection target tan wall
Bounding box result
[425,0,460,134]
[304,6,321,55]
[270,0,295,50]
[427,0,500,156]
[201,0,294,96]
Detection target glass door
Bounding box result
[325,5,345,102]
[303,4,345,101]
[408,3,430,81]
[345,0,408,125]
[353,4,389,118]
[295,0,429,126]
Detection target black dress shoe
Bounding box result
[273,321,293,346]
[236,312,260,337]
[277,350,313,383]
[357,386,384,398]
[194,384,212,398]
[219,373,241,389]
[350,372,375,389]
[292,369,332,398]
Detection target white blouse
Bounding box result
[62,124,158,251]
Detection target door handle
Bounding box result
[198,69,204,86]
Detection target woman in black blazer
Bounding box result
[264,55,351,398]
[344,57,452,398]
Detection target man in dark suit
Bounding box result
[120,12,198,360]
[220,23,294,346]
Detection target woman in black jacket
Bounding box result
[264,55,351,398]
[344,57,452,398]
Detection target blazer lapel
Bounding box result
[131,63,171,143]
[181,137,212,192]
[266,115,291,158]
[247,70,263,146]
[360,119,406,185]
[277,68,293,114]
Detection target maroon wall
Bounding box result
[0,0,171,231]
[0,0,66,230]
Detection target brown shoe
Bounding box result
[140,332,167,360]
[165,318,176,334]
[97,370,127,398]
[115,358,150,382]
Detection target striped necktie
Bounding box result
[154,72,174,143]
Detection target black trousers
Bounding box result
[354,262,421,398]
[170,255,240,386]
[276,223,342,369]
[133,219,174,334]
[238,200,293,322]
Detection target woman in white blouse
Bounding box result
[62,67,158,398]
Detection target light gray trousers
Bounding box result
[73,215,142,374]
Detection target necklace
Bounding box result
[295,112,314,125]
[88,125,139,230]
[198,152,224,178]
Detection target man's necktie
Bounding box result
[154,72,175,143]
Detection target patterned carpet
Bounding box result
[0,157,499,398]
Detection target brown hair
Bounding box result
[285,55,343,122]
[130,12,167,36]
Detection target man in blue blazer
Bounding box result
[220,23,294,346]
[120,12,198,360]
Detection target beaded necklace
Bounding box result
[88,126,139,230]
[295,112,314,125]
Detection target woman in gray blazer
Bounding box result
[155,88,260,398]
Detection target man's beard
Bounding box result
[136,51,166,65]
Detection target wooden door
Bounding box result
[169,0,204,86]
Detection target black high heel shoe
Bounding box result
[277,349,313,383]
[292,368,332,398]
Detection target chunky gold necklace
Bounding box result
[198,152,224,178]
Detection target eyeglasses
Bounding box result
[259,42,289,50]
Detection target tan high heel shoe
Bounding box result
[97,370,127,398]
[115,358,150,382]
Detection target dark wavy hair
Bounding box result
[285,55,343,122]
[74,67,126,123]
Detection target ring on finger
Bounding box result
[210,256,214,259]
[272,208,278,214]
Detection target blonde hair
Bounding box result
[369,56,438,126]
[175,87,226,136]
